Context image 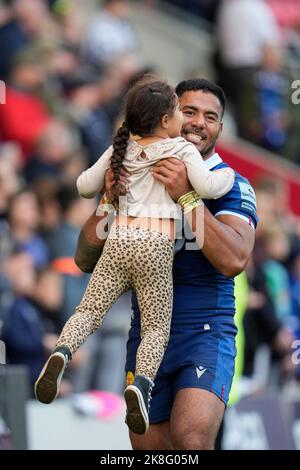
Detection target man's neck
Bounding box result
[202,149,216,161]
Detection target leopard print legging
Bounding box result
[56,224,174,381]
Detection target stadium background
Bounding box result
[1,0,300,450]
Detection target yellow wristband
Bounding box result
[177,191,203,215]
[183,199,204,214]
[177,191,199,207]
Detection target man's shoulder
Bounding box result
[214,161,255,194]
[209,161,258,227]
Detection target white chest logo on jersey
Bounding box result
[239,182,257,207]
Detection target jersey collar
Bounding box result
[204,153,223,170]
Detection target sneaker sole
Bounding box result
[35,355,65,404]
[124,386,149,435]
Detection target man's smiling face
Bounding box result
[179,90,224,159]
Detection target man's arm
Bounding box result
[187,206,255,277]
[152,159,255,277]
[74,209,108,273]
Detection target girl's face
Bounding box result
[167,103,184,138]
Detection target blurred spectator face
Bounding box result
[35,269,63,311]
[66,197,97,228]
[4,252,36,295]
[255,177,288,221]
[256,189,276,229]
[35,120,75,164]
[98,71,124,104]
[39,197,61,231]
[49,47,79,77]
[106,54,144,93]
[0,143,22,211]
[12,61,46,90]
[61,10,87,46]
[9,191,41,231]
[69,83,102,109]
[262,45,283,71]
[264,228,291,262]
[13,0,49,36]
[62,151,87,185]
[105,0,130,18]
[33,178,61,231]
[0,4,10,26]
[180,90,223,158]
[0,142,23,171]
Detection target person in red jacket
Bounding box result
[0,49,50,162]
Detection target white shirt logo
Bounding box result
[196,366,207,379]
[238,182,257,207]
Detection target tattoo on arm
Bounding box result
[75,230,104,273]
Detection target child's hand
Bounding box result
[152,158,192,201]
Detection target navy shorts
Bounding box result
[125,319,237,424]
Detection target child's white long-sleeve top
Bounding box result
[77,137,234,220]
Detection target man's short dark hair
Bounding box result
[175,78,226,117]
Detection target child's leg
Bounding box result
[134,233,174,381]
[124,230,174,434]
[35,235,130,404]
[55,237,131,356]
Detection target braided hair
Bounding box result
[110,76,178,208]
[110,121,130,208]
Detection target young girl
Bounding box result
[35,77,234,434]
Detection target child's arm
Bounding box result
[181,143,235,199]
[76,146,113,198]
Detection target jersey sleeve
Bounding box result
[212,172,259,229]
[76,146,113,198]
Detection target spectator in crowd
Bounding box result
[8,190,49,269]
[216,0,281,143]
[255,46,289,153]
[0,0,53,80]
[243,252,295,391]
[46,185,95,325]
[0,48,51,161]
[25,119,76,184]
[65,67,115,164]
[0,143,22,216]
[1,252,45,387]
[289,246,300,338]
[81,0,138,68]
[260,224,293,323]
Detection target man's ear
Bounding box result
[217,121,223,139]
[161,114,169,129]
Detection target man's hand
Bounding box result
[104,167,130,201]
[151,158,192,201]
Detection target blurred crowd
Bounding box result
[1,0,300,406]
[239,176,300,400]
[0,0,146,398]
[160,0,300,163]
[156,0,300,399]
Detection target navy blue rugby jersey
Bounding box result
[131,153,258,326]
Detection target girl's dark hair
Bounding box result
[110,76,178,208]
